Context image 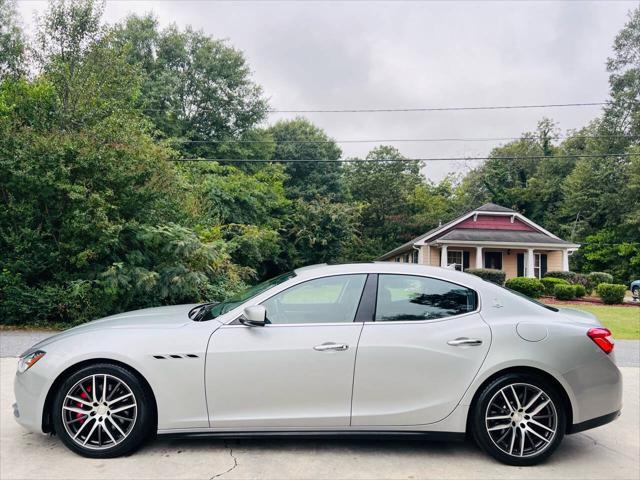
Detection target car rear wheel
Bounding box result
[52,363,153,458]
[471,373,566,466]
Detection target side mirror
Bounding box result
[240,305,268,327]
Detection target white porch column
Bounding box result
[416,246,424,264]
[440,245,448,267]
[475,246,483,269]
[526,248,535,278]
[562,249,570,271]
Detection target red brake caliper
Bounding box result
[76,385,90,423]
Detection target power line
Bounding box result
[170,152,637,163]
[143,101,618,115]
[169,134,637,145]
[267,102,611,114]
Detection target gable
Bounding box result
[455,214,536,232]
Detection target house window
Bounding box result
[412,250,419,264]
[484,251,503,270]
[447,250,464,271]
[395,257,401,263]
[533,253,549,278]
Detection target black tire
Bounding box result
[52,363,154,458]
[471,372,566,466]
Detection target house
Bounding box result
[378,203,579,279]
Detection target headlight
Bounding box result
[17,351,46,374]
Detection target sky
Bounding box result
[15,0,637,181]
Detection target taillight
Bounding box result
[587,328,614,354]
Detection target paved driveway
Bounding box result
[1,331,639,480]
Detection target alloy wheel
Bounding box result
[484,382,558,458]
[61,373,137,450]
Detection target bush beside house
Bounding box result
[596,283,627,304]
[554,284,577,300]
[505,277,544,298]
[573,284,587,298]
[541,277,570,296]
[589,272,614,287]
[572,273,592,294]
[544,271,577,282]
[466,268,506,285]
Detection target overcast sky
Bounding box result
[16,0,636,181]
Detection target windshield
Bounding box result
[198,271,296,321]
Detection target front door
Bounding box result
[351,274,490,426]
[206,274,367,428]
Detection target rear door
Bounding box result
[351,273,491,426]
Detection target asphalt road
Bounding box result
[0,330,639,479]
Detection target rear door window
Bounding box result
[375,274,478,321]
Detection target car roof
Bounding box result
[293,262,490,288]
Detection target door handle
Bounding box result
[447,337,483,347]
[314,342,349,352]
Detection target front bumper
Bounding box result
[13,364,52,434]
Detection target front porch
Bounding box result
[409,244,570,279]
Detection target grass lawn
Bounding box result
[546,303,639,339]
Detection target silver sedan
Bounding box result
[13,263,622,465]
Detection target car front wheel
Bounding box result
[471,373,566,466]
[52,363,153,458]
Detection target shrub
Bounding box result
[596,283,627,305]
[466,268,506,285]
[589,272,614,289]
[554,284,576,300]
[544,271,577,282]
[540,277,570,296]
[573,284,587,298]
[572,273,592,294]
[505,277,545,298]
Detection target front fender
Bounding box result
[16,320,221,434]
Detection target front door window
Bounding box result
[262,274,367,324]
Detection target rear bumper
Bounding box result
[561,352,623,424]
[568,410,621,434]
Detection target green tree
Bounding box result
[268,118,346,200]
[282,197,362,266]
[600,6,640,148]
[344,146,425,259]
[33,0,141,128]
[0,0,26,78]
[456,118,559,219]
[113,14,269,157]
[0,1,256,325]
[181,160,289,278]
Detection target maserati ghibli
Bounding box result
[13,263,622,465]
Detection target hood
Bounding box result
[556,306,603,327]
[27,304,197,353]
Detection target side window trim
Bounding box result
[353,274,378,323]
[370,273,479,324]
